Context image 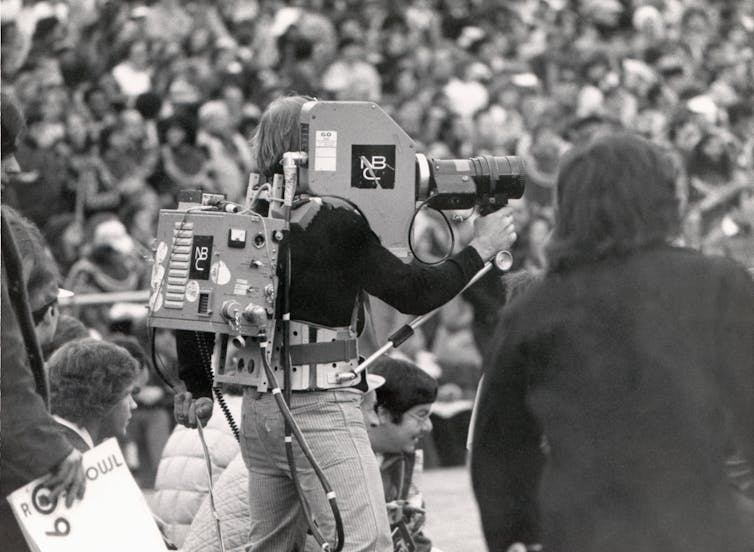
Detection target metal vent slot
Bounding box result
[198,292,210,314]
[165,225,191,309]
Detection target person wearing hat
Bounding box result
[3,206,74,347]
[1,91,86,552]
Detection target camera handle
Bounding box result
[336,250,513,383]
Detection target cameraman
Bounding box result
[173,95,517,552]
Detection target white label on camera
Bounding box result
[185,281,200,302]
[233,278,248,295]
[210,261,231,285]
[149,291,163,312]
[316,130,337,148]
[315,131,337,171]
[155,241,168,264]
[151,264,165,290]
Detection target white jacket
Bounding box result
[150,395,242,548]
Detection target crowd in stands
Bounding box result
[3,0,754,480]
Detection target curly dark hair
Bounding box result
[370,356,438,424]
[49,338,139,425]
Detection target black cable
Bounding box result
[195,332,240,442]
[148,328,241,443]
[149,328,179,391]
[212,385,240,442]
[407,196,456,266]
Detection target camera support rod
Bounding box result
[336,250,513,383]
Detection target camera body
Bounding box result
[297,101,419,258]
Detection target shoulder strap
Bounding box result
[289,197,323,230]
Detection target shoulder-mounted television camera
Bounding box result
[296,101,525,257]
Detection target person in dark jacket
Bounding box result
[173,95,518,552]
[471,132,754,552]
[1,91,86,552]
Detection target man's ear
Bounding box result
[376,404,393,424]
[38,304,55,329]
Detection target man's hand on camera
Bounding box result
[468,206,517,261]
[174,391,213,428]
[44,449,86,508]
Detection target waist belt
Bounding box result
[215,320,362,392]
[288,339,358,366]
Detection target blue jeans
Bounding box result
[241,388,392,551]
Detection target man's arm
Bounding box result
[354,207,515,316]
[172,330,214,428]
[174,330,214,398]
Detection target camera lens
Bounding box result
[416,154,526,211]
[470,156,526,203]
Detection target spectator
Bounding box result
[110,334,173,489]
[2,206,70,349]
[521,213,552,273]
[42,313,92,360]
[48,338,140,451]
[471,133,754,552]
[100,108,159,208]
[321,36,381,101]
[369,357,438,552]
[1,91,85,552]
[196,99,252,202]
[64,213,149,337]
[152,112,210,205]
[5,109,70,227]
[112,39,153,99]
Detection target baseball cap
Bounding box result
[2,206,72,317]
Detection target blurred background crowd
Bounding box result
[2,0,754,486]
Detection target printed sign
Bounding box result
[315,130,337,171]
[351,145,396,189]
[189,235,213,280]
[6,439,167,552]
